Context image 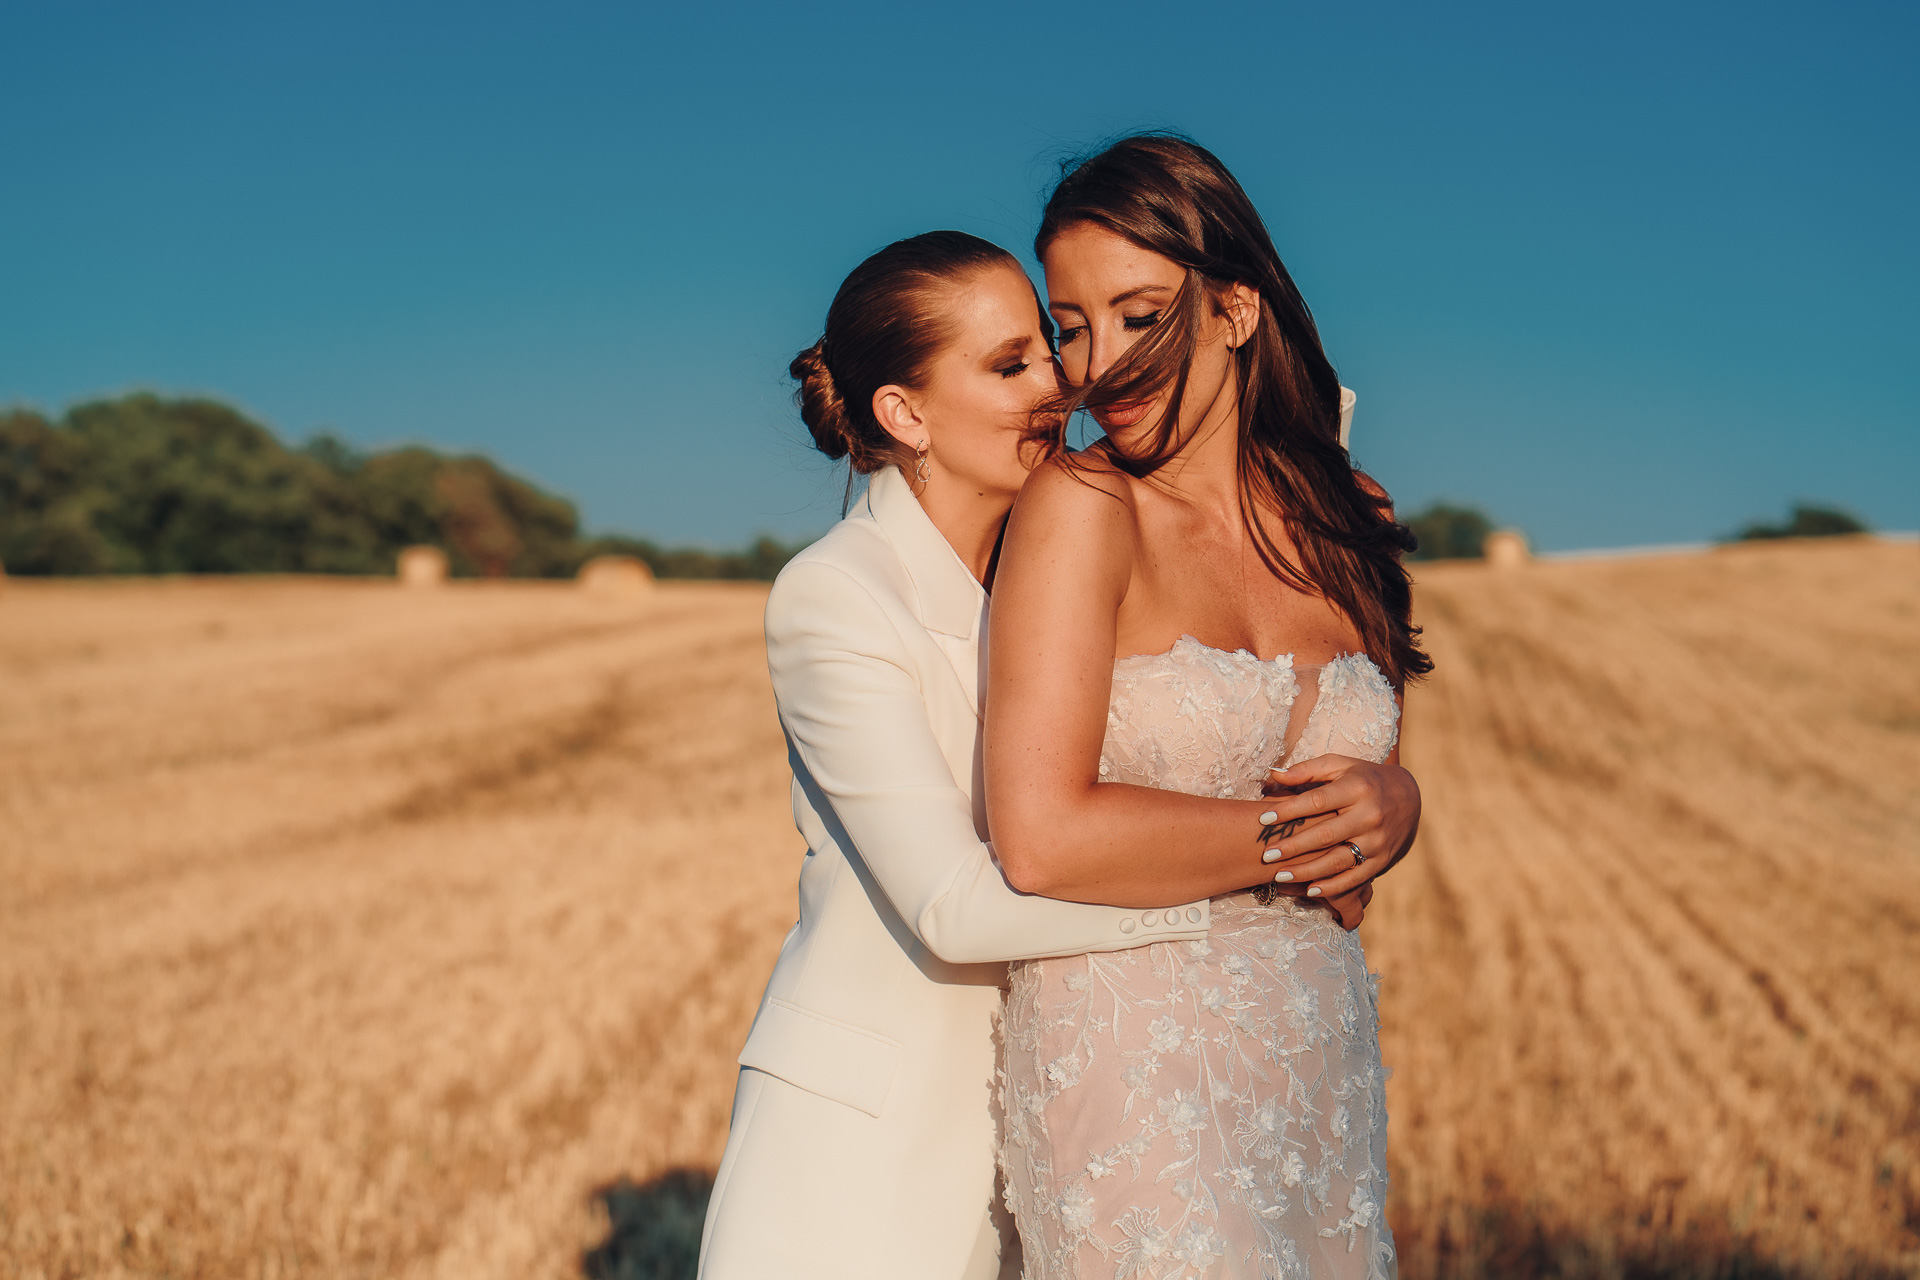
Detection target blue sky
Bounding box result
[2,1,1914,550]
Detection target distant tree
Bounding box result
[740,535,800,581]
[14,396,377,574]
[301,432,367,475]
[578,532,806,582]
[1404,502,1496,561]
[1736,503,1869,541]
[0,393,808,580]
[0,408,115,573]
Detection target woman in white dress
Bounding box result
[989,136,1427,1277]
[699,230,1421,1280]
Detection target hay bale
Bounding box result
[577,554,654,597]
[1483,529,1531,569]
[397,546,449,587]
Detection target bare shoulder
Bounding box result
[1010,448,1137,529]
[1000,450,1138,590]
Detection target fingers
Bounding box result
[1262,768,1392,845]
[1262,846,1359,886]
[1325,887,1367,930]
[1269,753,1363,787]
[1260,775,1365,825]
[1303,859,1378,901]
[1271,809,1370,861]
[1256,877,1373,929]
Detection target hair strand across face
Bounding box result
[1038,133,1431,685]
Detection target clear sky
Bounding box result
[3,1,1914,550]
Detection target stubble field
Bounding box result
[3,536,1916,1279]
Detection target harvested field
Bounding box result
[2,537,1916,1279]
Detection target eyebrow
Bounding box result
[981,335,1030,365]
[1049,283,1174,314]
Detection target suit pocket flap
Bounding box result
[736,998,900,1118]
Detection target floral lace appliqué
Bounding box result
[1000,639,1400,1279]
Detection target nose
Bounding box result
[1084,329,1118,385]
[1090,335,1121,385]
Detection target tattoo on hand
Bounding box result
[1258,817,1306,847]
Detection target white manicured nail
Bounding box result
[1273,871,1293,882]
[1259,810,1278,824]
[1306,886,1323,897]
[1262,849,1282,864]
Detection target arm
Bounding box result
[766,557,1207,967]
[984,461,1283,905]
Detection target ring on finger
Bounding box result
[1343,841,1366,867]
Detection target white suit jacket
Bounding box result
[699,465,1211,1280]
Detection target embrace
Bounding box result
[699,135,1430,1280]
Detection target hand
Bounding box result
[1263,878,1374,929]
[1256,754,1421,906]
[1259,875,1382,924]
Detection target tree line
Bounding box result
[0,395,804,580]
[1399,499,1867,561]
[0,394,1869,577]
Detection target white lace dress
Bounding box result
[999,637,1401,1280]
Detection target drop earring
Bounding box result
[915,440,931,484]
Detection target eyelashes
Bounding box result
[1055,313,1162,351]
[997,361,1030,379]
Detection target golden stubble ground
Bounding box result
[2,537,1916,1279]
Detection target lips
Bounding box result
[1092,401,1153,430]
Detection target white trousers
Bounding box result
[698,1067,1017,1280]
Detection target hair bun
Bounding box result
[790,340,853,461]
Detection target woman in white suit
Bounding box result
[698,232,1420,1280]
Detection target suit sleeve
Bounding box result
[765,559,1208,965]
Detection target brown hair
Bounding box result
[792,230,1025,499]
[1037,134,1431,684]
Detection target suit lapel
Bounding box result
[864,468,987,718]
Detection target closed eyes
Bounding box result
[1054,312,1160,351]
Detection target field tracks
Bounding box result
[3,539,1916,1278]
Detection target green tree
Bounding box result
[1736,503,1869,540]
[1404,502,1496,561]
[0,409,115,573]
[0,393,806,580]
[55,395,378,573]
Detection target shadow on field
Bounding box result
[577,1176,1909,1280]
[1406,1203,1910,1280]
[582,1169,714,1280]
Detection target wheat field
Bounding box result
[2,537,1916,1279]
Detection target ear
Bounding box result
[872,385,928,451]
[1222,282,1261,350]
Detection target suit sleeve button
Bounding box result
[1141,911,1158,926]
[1119,918,1136,934]
[1187,906,1204,923]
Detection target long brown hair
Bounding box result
[1037,134,1431,684]
[792,230,1026,507]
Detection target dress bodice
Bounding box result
[1000,637,1405,1279]
[1098,636,1401,802]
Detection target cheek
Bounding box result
[1188,343,1235,399]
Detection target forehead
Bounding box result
[936,263,1041,335]
[925,260,1044,360]
[1041,224,1181,295]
